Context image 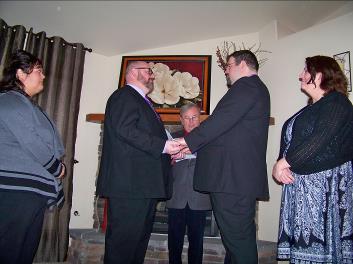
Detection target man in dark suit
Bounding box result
[96,61,181,264]
[166,103,212,264]
[176,50,270,264]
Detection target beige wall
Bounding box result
[71,12,353,243]
[71,52,117,228]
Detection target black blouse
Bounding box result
[278,91,353,174]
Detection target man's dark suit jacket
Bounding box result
[185,75,270,199]
[96,85,171,199]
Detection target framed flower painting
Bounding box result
[118,55,211,121]
[333,51,352,92]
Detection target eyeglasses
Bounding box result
[134,67,153,75]
[182,115,199,122]
[226,62,236,69]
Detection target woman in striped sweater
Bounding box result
[0,50,65,264]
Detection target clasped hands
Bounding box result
[164,137,191,159]
[272,158,294,184]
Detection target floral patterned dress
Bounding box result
[277,112,353,263]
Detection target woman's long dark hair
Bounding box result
[0,50,43,96]
[306,55,348,97]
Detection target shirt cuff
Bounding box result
[162,141,167,153]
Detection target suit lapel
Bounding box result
[126,86,166,135]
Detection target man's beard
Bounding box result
[145,79,154,93]
[226,75,232,88]
[137,73,154,93]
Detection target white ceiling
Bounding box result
[0,1,352,56]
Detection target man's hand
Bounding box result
[170,138,192,160]
[171,152,184,161]
[173,137,187,148]
[164,140,182,155]
[171,147,191,158]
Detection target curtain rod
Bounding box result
[26,27,93,53]
[5,25,93,53]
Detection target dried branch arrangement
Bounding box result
[216,41,271,73]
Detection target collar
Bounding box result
[127,83,146,98]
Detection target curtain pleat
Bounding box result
[0,18,26,79]
[26,31,86,263]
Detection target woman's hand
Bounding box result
[278,168,294,184]
[272,158,294,184]
[57,163,66,180]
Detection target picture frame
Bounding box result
[118,55,212,121]
[333,51,352,92]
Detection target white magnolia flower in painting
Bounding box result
[148,87,165,105]
[149,72,180,105]
[148,62,200,105]
[150,62,170,74]
[174,71,200,99]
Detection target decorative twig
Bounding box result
[216,41,271,73]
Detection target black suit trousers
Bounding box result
[104,197,157,264]
[210,193,257,264]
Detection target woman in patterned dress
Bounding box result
[273,55,353,263]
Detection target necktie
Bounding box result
[144,96,161,121]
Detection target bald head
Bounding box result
[125,61,154,94]
[126,61,150,76]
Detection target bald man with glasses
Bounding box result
[96,61,182,264]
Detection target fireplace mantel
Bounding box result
[86,113,275,125]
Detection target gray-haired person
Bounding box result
[167,103,211,264]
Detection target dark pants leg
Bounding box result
[224,251,231,264]
[168,207,187,264]
[186,205,206,264]
[104,197,157,264]
[0,191,47,264]
[210,193,257,264]
[168,204,207,264]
